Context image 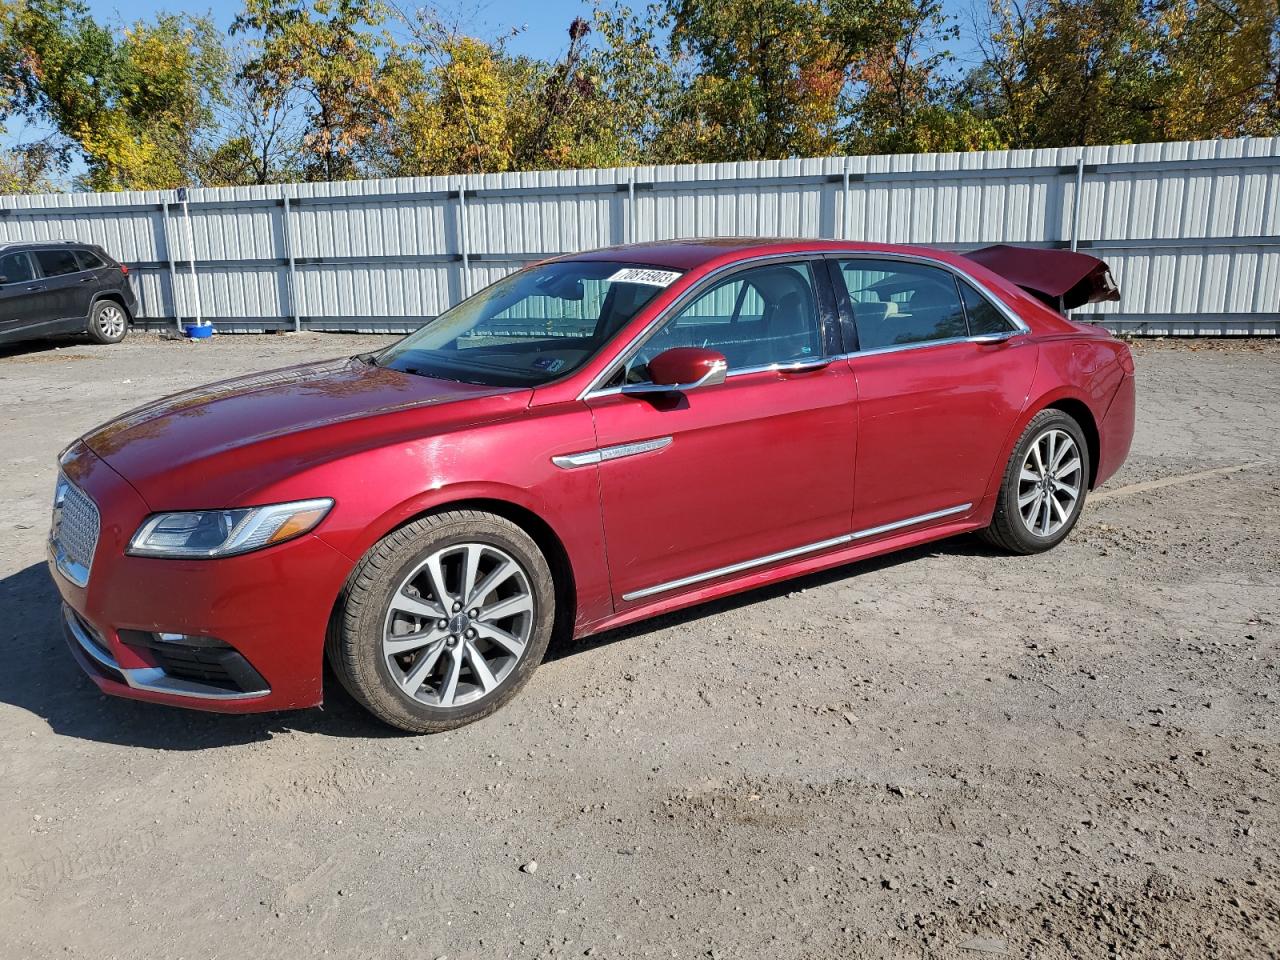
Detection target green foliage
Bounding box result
[0,0,1275,193]
[232,0,415,180]
[667,0,918,160]
[3,0,227,189]
[843,0,1003,153]
[969,0,1278,146]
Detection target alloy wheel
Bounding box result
[1016,428,1083,538]
[99,304,126,339]
[382,542,534,708]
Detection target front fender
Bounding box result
[286,405,614,635]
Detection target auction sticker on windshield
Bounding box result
[606,267,682,287]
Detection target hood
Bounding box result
[962,244,1121,310]
[82,357,530,507]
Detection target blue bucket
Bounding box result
[184,324,213,339]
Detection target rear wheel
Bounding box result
[87,300,129,344]
[328,510,555,733]
[982,409,1090,554]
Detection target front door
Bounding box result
[586,259,859,605]
[831,256,1039,533]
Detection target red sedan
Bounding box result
[49,239,1135,733]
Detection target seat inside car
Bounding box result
[736,270,818,368]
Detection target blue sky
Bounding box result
[84,0,600,59]
[80,0,984,63]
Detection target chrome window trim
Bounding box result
[552,436,673,469]
[620,502,972,602]
[580,247,1031,400]
[586,357,830,399]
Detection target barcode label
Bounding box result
[606,267,682,287]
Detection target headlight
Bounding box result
[127,498,333,559]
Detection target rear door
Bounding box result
[74,248,114,308]
[831,256,1038,535]
[32,247,91,326]
[0,251,52,339]
[585,258,859,605]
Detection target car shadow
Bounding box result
[0,562,396,750]
[0,534,1000,749]
[546,533,1003,662]
[0,336,88,360]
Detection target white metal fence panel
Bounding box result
[1,136,1277,335]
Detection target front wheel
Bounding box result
[87,300,129,344]
[982,409,1090,554]
[328,510,556,733]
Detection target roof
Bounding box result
[0,239,81,252]
[565,238,816,271]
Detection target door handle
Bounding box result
[25,285,46,292]
[969,330,1022,345]
[774,358,832,373]
[79,276,94,283]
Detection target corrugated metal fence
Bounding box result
[2,136,1277,335]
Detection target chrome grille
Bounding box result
[51,474,100,587]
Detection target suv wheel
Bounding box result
[87,300,129,344]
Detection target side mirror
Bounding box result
[0,276,9,285]
[622,347,728,396]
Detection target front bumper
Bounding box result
[50,442,354,714]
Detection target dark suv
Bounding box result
[0,241,137,346]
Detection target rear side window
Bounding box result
[837,260,967,350]
[0,252,36,284]
[76,249,108,270]
[35,249,82,277]
[959,281,1015,335]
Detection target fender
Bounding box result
[87,289,132,317]
[981,337,1127,508]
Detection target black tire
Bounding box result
[86,299,129,344]
[327,510,556,734]
[981,408,1091,554]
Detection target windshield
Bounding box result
[373,260,682,386]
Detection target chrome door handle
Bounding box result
[970,330,1022,345]
[25,284,46,292]
[775,358,832,373]
[79,276,94,283]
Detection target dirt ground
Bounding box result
[0,331,1276,960]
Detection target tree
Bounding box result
[233,0,416,181]
[844,0,1003,153]
[969,0,1166,147]
[1155,0,1280,138]
[382,10,681,177]
[588,3,689,163]
[667,0,917,161]
[2,0,227,189]
[197,61,308,186]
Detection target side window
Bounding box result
[626,262,821,381]
[76,249,108,270]
[0,252,36,284]
[838,260,967,350]
[959,280,1015,335]
[35,249,82,277]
